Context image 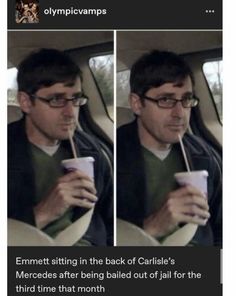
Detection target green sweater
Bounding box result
[142,146,199,245]
[142,145,186,216]
[30,144,91,246]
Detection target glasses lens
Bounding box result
[47,96,88,107]
[158,98,176,108]
[157,96,198,109]
[49,97,65,107]
[72,97,88,106]
[182,98,198,108]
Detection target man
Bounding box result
[8,48,113,246]
[117,50,222,246]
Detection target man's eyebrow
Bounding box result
[157,91,193,97]
[71,91,83,96]
[173,81,184,87]
[47,91,82,97]
[157,92,176,97]
[182,91,193,96]
[46,92,66,97]
[64,81,75,87]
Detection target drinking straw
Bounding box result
[178,134,190,172]
[68,128,77,159]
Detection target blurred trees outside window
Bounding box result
[89,55,114,119]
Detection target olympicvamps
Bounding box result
[44,7,107,17]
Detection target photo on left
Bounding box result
[7,30,114,246]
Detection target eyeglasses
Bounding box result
[30,93,88,108]
[142,95,199,109]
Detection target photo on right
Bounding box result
[116,31,222,247]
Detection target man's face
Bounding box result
[19,78,82,146]
[130,76,193,150]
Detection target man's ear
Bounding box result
[129,93,143,116]
[17,92,33,114]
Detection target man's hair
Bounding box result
[17,48,82,94]
[130,50,194,97]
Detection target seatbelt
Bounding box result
[161,224,198,246]
[116,219,197,247]
[54,208,94,246]
[8,208,94,246]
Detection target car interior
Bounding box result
[7,30,114,245]
[7,30,222,246]
[116,30,222,245]
[8,30,114,142]
[116,31,222,150]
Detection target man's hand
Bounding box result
[34,170,97,229]
[143,185,210,238]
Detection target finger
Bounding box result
[185,185,207,198]
[69,196,96,209]
[168,189,209,210]
[59,170,93,183]
[180,194,209,211]
[185,214,209,226]
[56,179,97,198]
[69,179,97,195]
[174,185,206,198]
[72,188,98,203]
[165,194,209,215]
[181,204,210,219]
[176,212,209,226]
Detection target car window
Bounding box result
[8,67,18,105]
[203,60,223,122]
[117,70,130,107]
[89,54,114,119]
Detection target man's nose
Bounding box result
[171,101,185,117]
[62,101,76,116]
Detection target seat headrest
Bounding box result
[117,106,134,128]
[8,105,23,123]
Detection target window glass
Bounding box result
[203,60,223,122]
[117,70,130,107]
[8,67,18,105]
[89,55,114,119]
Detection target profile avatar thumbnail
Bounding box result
[15,0,39,24]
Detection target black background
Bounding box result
[8,1,222,295]
[9,0,222,29]
[9,247,222,295]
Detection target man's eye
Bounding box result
[72,97,80,102]
[72,95,80,101]
[50,97,64,103]
[183,96,193,102]
[159,97,173,103]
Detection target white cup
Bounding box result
[174,170,208,196]
[61,157,95,179]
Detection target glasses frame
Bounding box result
[30,94,88,108]
[142,95,199,109]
